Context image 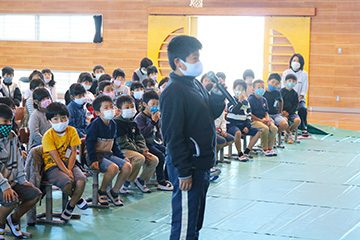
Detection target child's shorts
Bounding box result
[288,114,300,122]
[216,133,235,145]
[227,123,259,137]
[0,183,42,207]
[270,114,287,126]
[44,165,86,191]
[99,154,126,173]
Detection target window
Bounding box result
[0,14,99,43]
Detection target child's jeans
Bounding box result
[147,143,167,183]
[123,150,159,182]
[252,120,278,149]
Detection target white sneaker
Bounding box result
[270,149,278,156]
[264,150,273,157]
[135,178,151,193]
[6,214,22,237]
[238,155,249,161]
[157,180,174,191]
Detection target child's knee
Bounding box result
[235,130,242,138]
[261,126,269,134]
[149,155,159,167]
[122,162,132,175]
[107,163,119,176]
[133,155,146,166]
[279,120,288,129]
[294,117,301,125]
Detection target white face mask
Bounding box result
[291,61,301,72]
[51,120,69,133]
[82,84,91,91]
[103,109,114,120]
[44,77,51,83]
[122,108,137,119]
[179,59,203,77]
[133,91,144,100]
[103,91,115,100]
[95,73,103,80]
[74,97,86,106]
[113,80,122,87]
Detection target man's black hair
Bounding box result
[33,88,51,109]
[46,102,69,120]
[98,80,112,92]
[233,79,247,91]
[289,53,305,71]
[146,66,158,76]
[142,90,159,104]
[93,95,113,112]
[285,74,297,81]
[93,65,105,73]
[29,78,45,90]
[2,66,14,77]
[112,68,126,79]
[167,35,202,70]
[140,58,153,68]
[69,83,86,97]
[130,81,144,91]
[115,94,134,109]
[243,69,255,80]
[268,73,281,82]
[78,72,93,84]
[0,103,13,120]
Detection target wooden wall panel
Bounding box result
[0,0,359,110]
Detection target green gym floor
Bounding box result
[18,125,360,240]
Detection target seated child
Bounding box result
[85,95,132,206]
[0,66,22,106]
[28,88,52,148]
[89,65,105,95]
[243,69,255,96]
[112,68,130,97]
[25,78,45,116]
[67,83,88,138]
[146,65,158,82]
[134,91,173,191]
[264,73,289,137]
[215,111,234,154]
[97,80,115,100]
[142,78,157,91]
[248,79,278,156]
[65,72,95,106]
[280,74,301,143]
[0,97,18,134]
[226,79,261,161]
[0,104,42,239]
[130,82,145,113]
[42,102,88,221]
[115,95,159,193]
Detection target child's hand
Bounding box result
[261,118,268,124]
[221,131,228,137]
[90,162,99,171]
[282,111,289,117]
[21,150,27,159]
[151,112,161,122]
[3,188,18,203]
[179,177,192,191]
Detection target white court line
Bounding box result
[320,134,332,141]
[338,136,352,142]
[346,152,360,168]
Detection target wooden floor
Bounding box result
[308,111,360,131]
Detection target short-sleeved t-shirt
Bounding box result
[263,90,282,115]
[248,94,269,119]
[42,126,81,171]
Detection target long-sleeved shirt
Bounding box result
[114,116,148,153]
[226,98,252,129]
[134,111,162,146]
[28,109,52,148]
[0,131,26,191]
[282,68,308,99]
[67,100,87,138]
[160,72,225,178]
[0,83,22,106]
[85,117,124,165]
[248,94,269,119]
[280,88,299,115]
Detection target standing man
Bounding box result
[160,35,225,240]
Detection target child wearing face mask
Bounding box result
[243,69,255,96]
[89,65,106,95]
[281,74,302,143]
[112,68,130,97]
[226,79,260,161]
[0,104,42,239]
[132,57,153,82]
[114,95,159,193]
[146,66,158,83]
[28,88,52,148]
[42,102,88,221]
[67,83,88,138]
[282,53,309,137]
[97,81,115,100]
[41,68,57,101]
[248,79,278,157]
[134,91,173,191]
[130,81,145,113]
[0,66,22,107]
[85,95,132,206]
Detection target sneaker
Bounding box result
[119,186,131,195]
[287,134,294,144]
[6,214,22,237]
[98,190,109,206]
[107,190,124,206]
[270,149,277,156]
[210,167,221,177]
[264,150,274,157]
[244,154,252,159]
[135,178,151,193]
[238,155,249,162]
[0,227,4,240]
[60,201,74,222]
[302,130,309,137]
[76,198,89,210]
[157,180,174,191]
[210,175,219,181]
